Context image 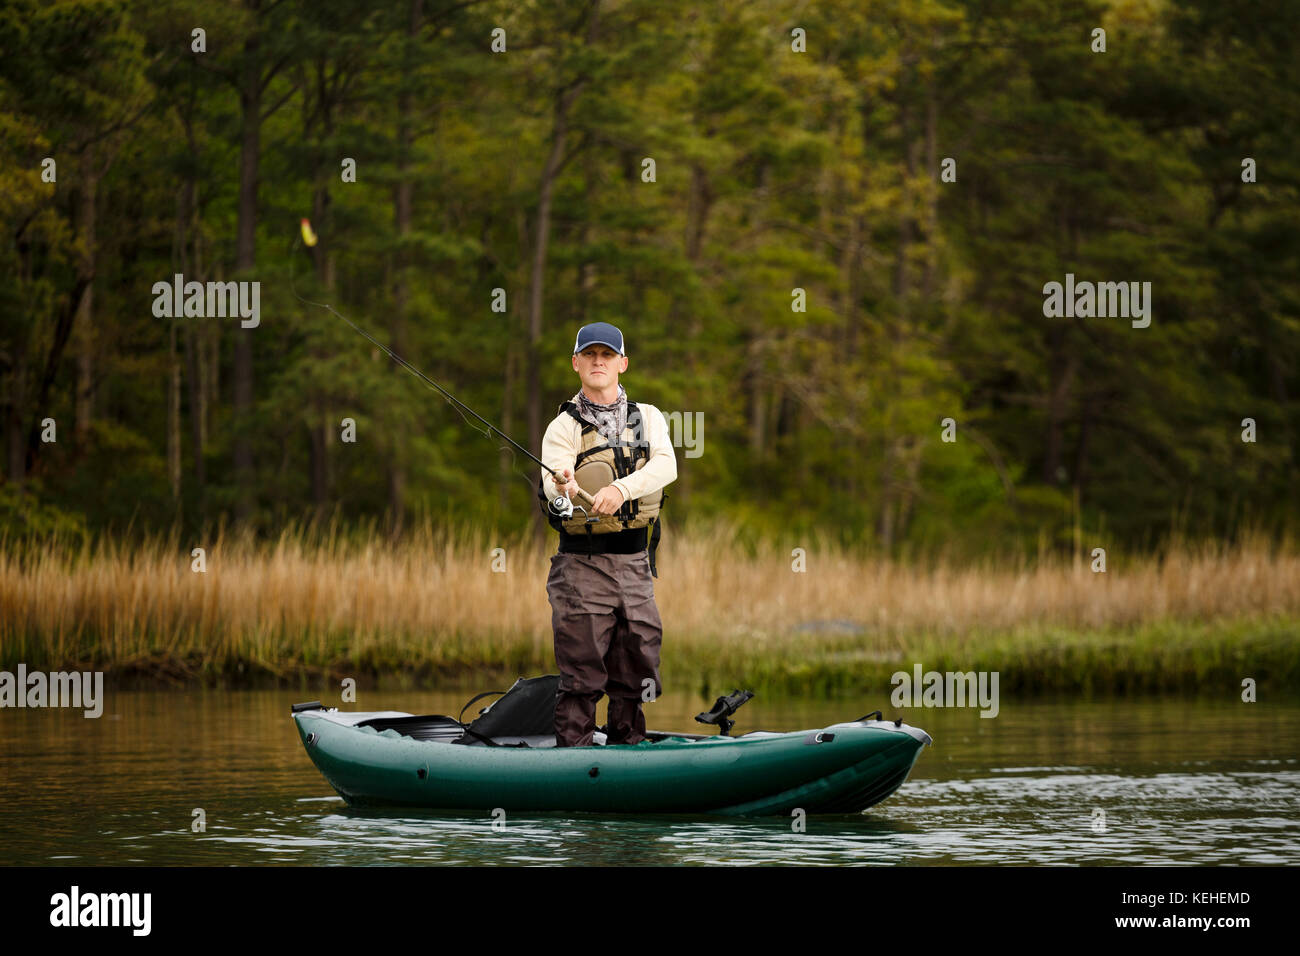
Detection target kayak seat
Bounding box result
[358,677,612,747]
[457,675,563,742]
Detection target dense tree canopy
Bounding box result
[1,0,1295,554]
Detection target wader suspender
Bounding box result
[648,506,661,576]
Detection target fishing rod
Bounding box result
[290,218,596,516]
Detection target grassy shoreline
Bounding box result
[8,616,1292,698]
[2,525,1297,695]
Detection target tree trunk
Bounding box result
[922,78,938,299]
[24,277,89,476]
[74,148,97,449]
[1073,403,1092,499]
[170,158,195,509]
[839,214,861,358]
[748,337,765,456]
[6,349,27,485]
[388,0,422,535]
[896,437,923,540]
[880,92,918,551]
[577,152,597,323]
[685,163,712,262]
[309,417,327,518]
[1044,207,1079,486]
[1042,327,1077,485]
[183,325,206,494]
[308,177,331,520]
[679,162,714,512]
[506,207,529,514]
[499,341,516,514]
[233,32,262,524]
[168,315,182,503]
[177,94,207,511]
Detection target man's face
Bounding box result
[572,344,628,389]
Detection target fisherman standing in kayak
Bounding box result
[538,322,677,747]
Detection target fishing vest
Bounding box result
[537,401,666,578]
[538,400,665,537]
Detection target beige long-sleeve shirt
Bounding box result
[540,400,678,504]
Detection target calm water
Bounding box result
[1,689,1296,865]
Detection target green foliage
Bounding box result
[0,480,86,539]
[0,0,1295,555]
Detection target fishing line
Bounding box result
[287,228,561,496]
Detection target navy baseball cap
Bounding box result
[573,321,625,355]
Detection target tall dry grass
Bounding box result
[1,520,1297,690]
[665,522,1300,639]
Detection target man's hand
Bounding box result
[591,484,626,515]
[554,468,577,499]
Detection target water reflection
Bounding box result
[0,689,1296,865]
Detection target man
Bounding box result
[538,321,677,747]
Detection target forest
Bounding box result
[1,0,1296,558]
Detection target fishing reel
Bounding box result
[549,495,597,524]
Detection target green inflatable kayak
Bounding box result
[292,677,931,816]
